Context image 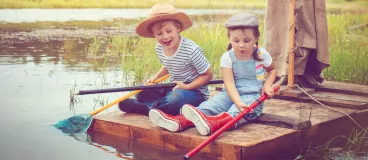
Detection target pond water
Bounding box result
[0,8,260,159]
[0,41,214,160]
[0,8,263,23]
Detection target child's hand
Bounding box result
[144,77,156,86]
[235,102,252,113]
[262,85,274,98]
[172,81,189,90]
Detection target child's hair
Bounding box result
[149,19,182,33]
[226,27,263,61]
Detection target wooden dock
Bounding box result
[89,81,368,159]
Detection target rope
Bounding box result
[294,84,364,130]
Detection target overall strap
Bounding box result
[228,49,237,63]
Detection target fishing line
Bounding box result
[294,84,364,130]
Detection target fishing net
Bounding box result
[54,114,93,134]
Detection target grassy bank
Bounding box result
[324,13,368,84]
[1,0,368,11]
[0,14,231,32]
[0,18,140,32]
[0,0,265,9]
[86,13,367,85]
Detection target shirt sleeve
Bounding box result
[155,44,164,65]
[190,47,210,74]
[220,51,232,68]
[258,48,272,67]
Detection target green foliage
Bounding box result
[0,0,266,9]
[86,35,161,85]
[2,0,367,11]
[299,127,368,160]
[323,13,368,85]
[120,37,161,86]
[85,13,368,85]
[63,38,77,55]
[345,127,368,153]
[182,23,228,79]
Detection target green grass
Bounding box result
[85,13,367,85]
[298,127,368,160]
[0,0,266,9]
[1,0,368,11]
[323,13,368,85]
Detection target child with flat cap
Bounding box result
[181,13,277,135]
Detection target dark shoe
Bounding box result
[149,109,194,132]
[118,98,150,115]
[182,104,236,136]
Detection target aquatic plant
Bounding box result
[297,127,368,160]
[63,38,77,57]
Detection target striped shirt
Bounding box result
[155,36,210,99]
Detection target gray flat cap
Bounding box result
[225,13,259,28]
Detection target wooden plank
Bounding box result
[273,90,368,110]
[90,131,198,160]
[91,112,243,159]
[90,98,366,159]
[318,81,368,96]
[309,91,368,103]
[279,85,315,98]
[255,113,312,130]
[299,91,368,109]
[90,112,296,159]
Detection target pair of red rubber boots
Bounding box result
[149,104,235,135]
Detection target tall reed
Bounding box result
[323,13,368,85]
[87,13,367,85]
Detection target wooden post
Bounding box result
[288,0,296,90]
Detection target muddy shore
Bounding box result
[0,26,136,44]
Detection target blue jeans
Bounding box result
[197,91,263,126]
[122,88,205,116]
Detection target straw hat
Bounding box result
[135,3,193,38]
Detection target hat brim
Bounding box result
[135,12,193,38]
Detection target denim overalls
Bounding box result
[197,49,265,126]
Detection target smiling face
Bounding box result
[228,28,258,59]
[151,20,181,51]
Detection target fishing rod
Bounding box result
[74,79,224,95]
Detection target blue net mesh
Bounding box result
[71,133,91,143]
[54,114,93,134]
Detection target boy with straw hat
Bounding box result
[119,3,213,132]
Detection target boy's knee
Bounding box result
[118,98,150,115]
[165,89,187,103]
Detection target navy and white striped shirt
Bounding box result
[155,36,210,99]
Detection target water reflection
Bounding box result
[0,39,121,72]
[0,35,216,160]
[89,131,217,160]
[0,37,130,160]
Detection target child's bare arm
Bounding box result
[145,66,169,85]
[173,67,213,90]
[221,67,248,111]
[262,62,277,97]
